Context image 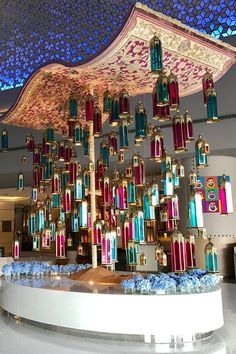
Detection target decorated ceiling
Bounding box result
[3,3,236,131]
[0,0,236,91]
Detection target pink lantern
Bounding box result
[183,109,194,142]
[42,228,51,249]
[101,225,112,265]
[56,221,66,258]
[58,141,65,161]
[51,170,60,194]
[172,111,187,153]
[67,120,74,141]
[93,106,102,137]
[168,194,179,220]
[158,104,171,122]
[101,175,111,206]
[170,228,186,272]
[33,145,41,165]
[168,72,179,110]
[25,134,35,152]
[68,161,78,186]
[108,130,118,155]
[64,142,73,162]
[219,175,233,214]
[132,153,145,186]
[85,93,94,121]
[185,230,196,268]
[13,240,20,259]
[150,127,164,161]
[119,88,130,118]
[117,177,128,209]
[63,186,71,213]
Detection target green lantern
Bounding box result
[156,72,169,106]
[150,33,163,74]
[135,101,147,141]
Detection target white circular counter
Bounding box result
[0,276,224,343]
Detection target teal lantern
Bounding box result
[109,94,120,126]
[195,135,210,168]
[103,89,112,113]
[163,163,174,197]
[131,209,145,243]
[100,140,110,166]
[150,33,163,74]
[1,129,8,151]
[143,190,155,220]
[205,238,218,272]
[28,207,36,236]
[69,93,78,118]
[74,175,83,201]
[37,204,45,231]
[52,193,61,208]
[45,122,54,143]
[61,169,69,191]
[189,191,204,229]
[156,72,169,106]
[135,101,147,141]
[150,183,159,206]
[83,167,90,190]
[161,150,172,177]
[127,240,137,266]
[73,121,83,146]
[44,156,53,181]
[111,229,117,262]
[119,119,129,151]
[71,207,79,232]
[172,160,180,189]
[206,86,219,123]
[83,124,90,155]
[79,199,88,228]
[17,171,24,191]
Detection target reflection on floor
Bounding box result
[0,282,235,354]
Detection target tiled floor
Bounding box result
[0,283,235,354]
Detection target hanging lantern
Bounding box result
[95,156,105,190]
[74,175,83,201]
[206,85,219,123]
[132,153,145,186]
[103,89,112,113]
[121,216,130,248]
[83,167,90,191]
[63,186,71,213]
[33,234,40,251]
[168,72,179,110]
[127,179,136,205]
[52,193,61,208]
[101,175,111,207]
[172,111,187,153]
[150,33,163,74]
[143,190,155,220]
[152,85,159,120]
[85,93,94,122]
[64,142,73,163]
[49,220,56,241]
[21,155,27,164]
[109,94,120,126]
[55,221,66,258]
[119,88,130,119]
[66,120,74,142]
[33,166,40,188]
[110,229,117,262]
[100,140,110,166]
[119,119,129,151]
[101,225,112,265]
[147,122,154,137]
[139,253,147,266]
[202,71,214,106]
[188,170,197,186]
[130,208,145,243]
[170,228,186,272]
[93,106,102,137]
[168,194,179,220]
[93,217,103,245]
[118,152,124,164]
[195,135,209,168]
[1,129,8,151]
[33,145,41,165]
[127,240,137,266]
[69,93,78,118]
[134,138,142,147]
[157,104,171,122]
[183,109,194,142]
[161,150,172,176]
[28,207,36,236]
[204,238,218,272]
[171,160,180,189]
[135,101,147,141]
[108,130,118,155]
[31,188,38,202]
[43,156,53,181]
[176,160,185,178]
[149,183,159,206]
[41,228,51,249]
[45,122,54,143]
[150,127,163,162]
[163,163,174,197]
[37,204,45,232]
[73,121,83,146]
[61,168,69,191]
[79,199,88,228]
[44,195,52,221]
[160,206,169,222]
[185,230,196,268]
[17,171,24,191]
[189,191,204,228]
[117,177,128,210]
[25,134,35,152]
[57,141,65,161]
[219,175,233,214]
[13,240,20,259]
[156,72,169,106]
[71,207,79,232]
[68,160,78,186]
[51,169,60,194]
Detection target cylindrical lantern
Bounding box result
[172,111,187,153]
[93,106,102,137]
[206,85,219,123]
[1,129,8,151]
[109,94,120,126]
[204,238,218,272]
[170,228,186,272]
[85,93,94,121]
[195,135,209,168]
[150,33,163,74]
[103,89,112,113]
[168,72,179,110]
[73,121,83,146]
[219,175,233,214]
[156,72,169,106]
[119,119,129,151]
[189,191,204,228]
[119,89,130,118]
[79,199,88,228]
[185,230,196,268]
[135,101,147,141]
[17,171,24,191]
[41,228,51,249]
[55,221,66,258]
[202,71,214,106]
[183,109,194,142]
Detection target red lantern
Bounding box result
[183,109,194,142]
[185,230,196,268]
[170,228,186,272]
[63,186,71,213]
[119,89,130,118]
[150,127,164,161]
[85,93,94,121]
[93,106,102,137]
[168,72,179,110]
[202,70,214,106]
[172,111,187,153]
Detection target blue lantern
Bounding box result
[206,86,219,123]
[150,33,163,73]
[189,191,204,229]
[100,140,109,167]
[37,204,45,231]
[52,193,61,208]
[71,207,79,232]
[109,94,120,126]
[1,129,8,151]
[205,238,218,272]
[73,121,83,146]
[31,188,38,202]
[135,101,147,141]
[74,175,83,201]
[119,119,129,151]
